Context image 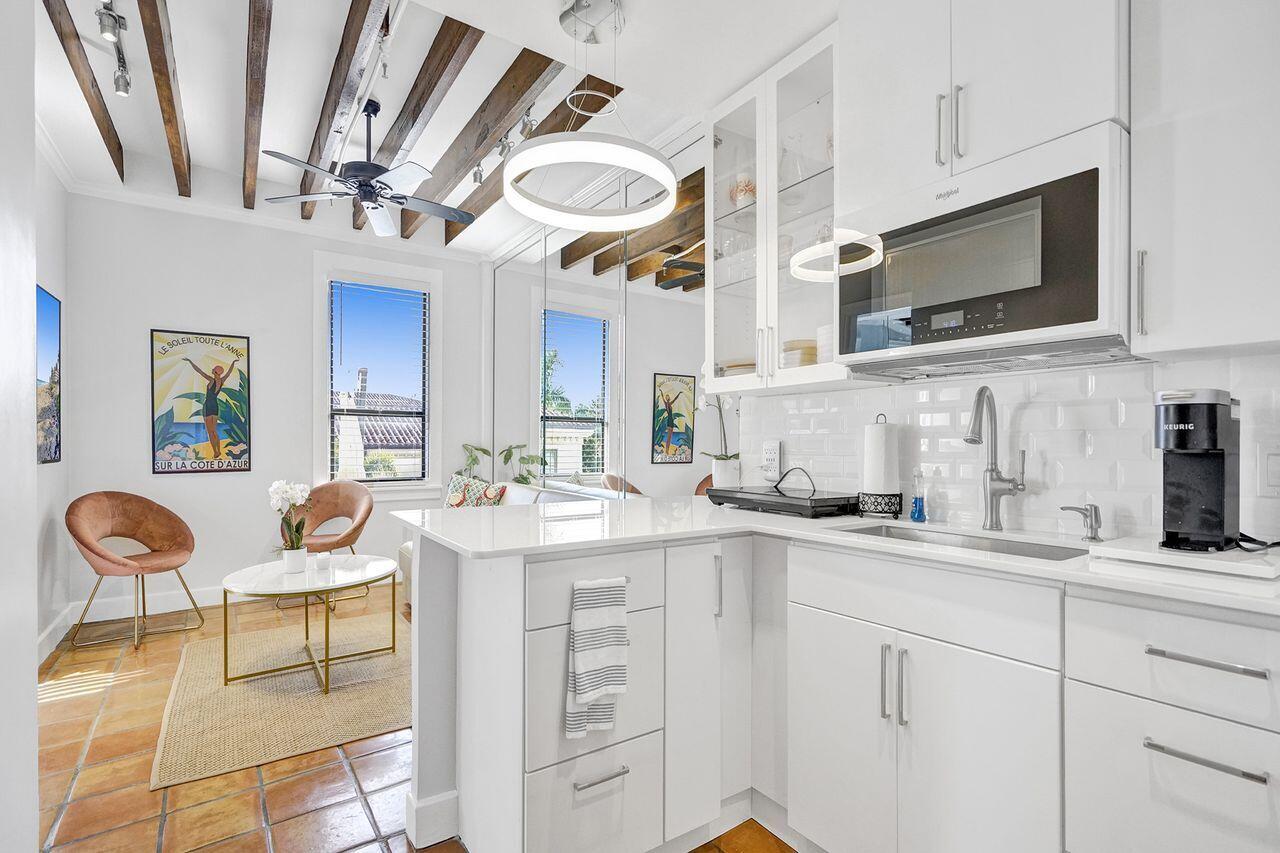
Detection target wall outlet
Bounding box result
[762,440,782,480]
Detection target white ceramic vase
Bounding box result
[712,458,741,488]
[281,547,308,574]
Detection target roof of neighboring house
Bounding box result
[332,390,424,451]
[331,391,423,413]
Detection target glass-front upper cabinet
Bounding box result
[705,89,766,392]
[704,24,847,393]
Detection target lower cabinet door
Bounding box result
[787,603,897,853]
[524,731,664,853]
[896,633,1061,853]
[1066,680,1280,853]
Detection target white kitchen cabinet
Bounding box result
[787,604,897,853]
[705,25,850,395]
[1066,679,1280,853]
[838,0,950,215]
[1130,0,1280,357]
[664,541,722,840]
[838,0,1126,209]
[718,537,753,799]
[896,633,1061,853]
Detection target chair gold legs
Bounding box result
[69,569,207,649]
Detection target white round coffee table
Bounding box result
[222,554,397,694]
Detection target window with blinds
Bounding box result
[541,309,609,480]
[329,281,428,482]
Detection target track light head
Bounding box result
[113,64,130,97]
[472,164,484,185]
[97,1,126,43]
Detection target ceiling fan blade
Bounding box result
[264,191,352,204]
[391,194,477,225]
[362,202,398,237]
[657,271,704,291]
[377,161,431,195]
[262,150,345,184]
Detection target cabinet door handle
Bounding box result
[1145,645,1269,680]
[1143,739,1269,785]
[573,764,631,792]
[896,648,908,726]
[880,643,892,719]
[714,554,723,618]
[934,93,947,167]
[951,85,964,159]
[1136,249,1148,335]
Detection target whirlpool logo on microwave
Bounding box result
[1164,423,1196,431]
[936,187,960,202]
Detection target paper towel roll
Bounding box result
[862,417,900,495]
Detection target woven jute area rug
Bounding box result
[151,612,411,789]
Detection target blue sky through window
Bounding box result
[36,286,60,385]
[330,281,426,400]
[544,310,607,412]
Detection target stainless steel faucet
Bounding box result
[963,385,1025,531]
[1061,504,1103,542]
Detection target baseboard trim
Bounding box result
[63,582,227,625]
[405,788,458,849]
[37,604,75,663]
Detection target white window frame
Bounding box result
[533,292,622,486]
[312,251,444,500]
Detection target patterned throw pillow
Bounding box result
[446,474,507,508]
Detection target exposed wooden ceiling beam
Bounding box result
[559,168,704,270]
[299,0,389,219]
[400,48,564,239]
[42,0,124,181]
[591,196,705,276]
[442,75,621,245]
[654,244,706,288]
[242,0,272,209]
[626,243,687,281]
[137,0,190,196]
[353,17,482,229]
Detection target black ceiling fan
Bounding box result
[658,256,705,290]
[263,100,475,236]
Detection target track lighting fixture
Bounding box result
[497,134,515,159]
[519,107,538,139]
[97,0,126,43]
[472,164,484,185]
[113,49,130,98]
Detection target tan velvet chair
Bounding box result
[65,491,204,648]
[602,473,643,495]
[277,480,375,611]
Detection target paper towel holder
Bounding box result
[857,413,904,519]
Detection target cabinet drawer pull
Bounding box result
[880,643,891,719]
[1144,645,1270,680]
[714,554,723,618]
[1136,249,1148,335]
[934,93,946,166]
[573,764,631,792]
[951,85,964,159]
[1143,738,1269,785]
[896,648,908,727]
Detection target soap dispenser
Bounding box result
[910,467,926,522]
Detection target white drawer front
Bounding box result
[788,544,1062,668]
[525,731,664,853]
[1067,596,1280,731]
[525,607,664,772]
[526,549,664,630]
[1066,680,1280,853]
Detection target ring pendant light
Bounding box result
[503,131,677,232]
[789,228,885,282]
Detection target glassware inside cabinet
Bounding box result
[712,97,760,379]
[773,45,836,372]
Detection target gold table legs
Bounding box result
[222,579,396,695]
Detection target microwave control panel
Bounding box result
[912,301,1009,343]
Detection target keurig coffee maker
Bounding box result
[1155,389,1241,551]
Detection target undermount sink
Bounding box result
[842,524,1089,562]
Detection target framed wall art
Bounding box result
[151,329,250,473]
[651,372,694,464]
[36,285,61,464]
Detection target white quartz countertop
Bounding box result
[391,497,1280,619]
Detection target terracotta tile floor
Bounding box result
[37,584,789,853]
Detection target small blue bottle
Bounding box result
[910,467,926,522]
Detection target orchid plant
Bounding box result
[269,480,312,551]
[697,394,739,461]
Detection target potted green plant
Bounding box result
[698,394,740,487]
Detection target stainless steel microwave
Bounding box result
[833,122,1130,377]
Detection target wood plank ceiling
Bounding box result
[37,0,700,288]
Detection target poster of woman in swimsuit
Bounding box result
[151,329,250,474]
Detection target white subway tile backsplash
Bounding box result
[736,360,1277,539]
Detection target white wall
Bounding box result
[64,195,484,617]
[35,151,71,657]
[738,357,1280,542]
[2,0,40,840]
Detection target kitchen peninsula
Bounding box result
[394,496,1280,853]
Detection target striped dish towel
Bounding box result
[565,577,629,739]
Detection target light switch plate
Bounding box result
[1258,442,1280,497]
[762,440,782,480]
